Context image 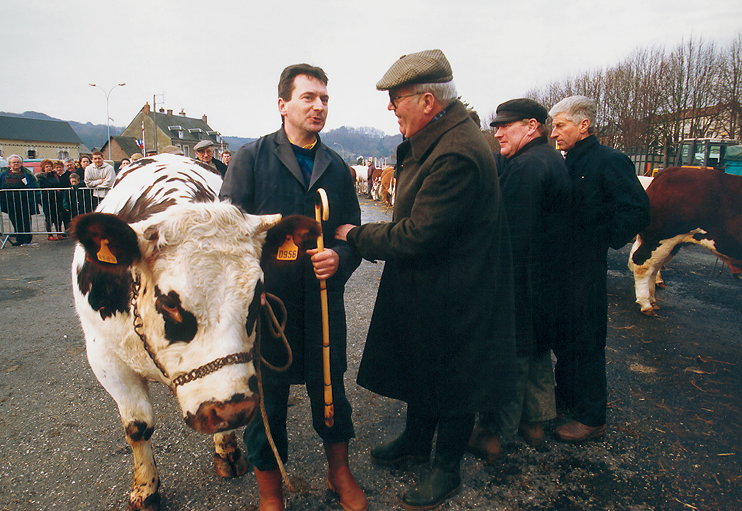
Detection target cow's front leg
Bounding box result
[213,430,248,478]
[88,353,161,511]
[633,260,658,316]
[125,420,160,511]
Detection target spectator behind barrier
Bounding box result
[1,154,40,246]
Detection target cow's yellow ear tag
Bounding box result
[277,235,299,261]
[97,239,118,264]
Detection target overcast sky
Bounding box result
[2,0,741,139]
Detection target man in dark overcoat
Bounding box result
[468,98,573,461]
[549,95,650,443]
[336,49,516,511]
[221,64,365,511]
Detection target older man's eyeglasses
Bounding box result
[389,92,422,109]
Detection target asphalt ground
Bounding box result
[0,196,740,511]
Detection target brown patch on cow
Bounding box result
[184,394,258,434]
[245,280,264,336]
[114,158,151,185]
[248,374,258,394]
[77,261,134,319]
[263,215,321,259]
[213,431,248,478]
[72,213,141,319]
[186,177,218,203]
[154,286,198,344]
[71,213,141,268]
[115,182,178,224]
[193,159,223,177]
[125,420,154,442]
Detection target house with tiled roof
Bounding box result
[99,136,146,162]
[114,103,227,159]
[0,115,83,160]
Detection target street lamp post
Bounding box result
[332,142,346,161]
[89,83,126,161]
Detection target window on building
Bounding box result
[27,149,36,159]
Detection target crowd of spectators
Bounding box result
[1,148,230,246]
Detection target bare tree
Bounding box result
[719,33,742,140]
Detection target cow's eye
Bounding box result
[154,287,198,344]
[157,294,178,314]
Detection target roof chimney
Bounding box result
[142,102,151,115]
[179,109,186,116]
[202,114,208,125]
[159,107,165,113]
[167,109,173,118]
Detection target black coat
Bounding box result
[220,128,361,384]
[498,137,572,356]
[347,101,516,416]
[565,135,650,351]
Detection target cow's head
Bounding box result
[72,203,319,434]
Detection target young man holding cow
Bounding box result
[549,95,650,443]
[220,64,365,511]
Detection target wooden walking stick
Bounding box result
[315,188,334,427]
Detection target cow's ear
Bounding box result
[264,214,321,253]
[254,214,283,235]
[70,213,141,268]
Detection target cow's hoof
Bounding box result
[641,308,657,317]
[214,451,248,478]
[127,491,160,511]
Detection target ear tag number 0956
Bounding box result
[277,236,299,261]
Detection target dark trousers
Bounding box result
[6,201,33,244]
[553,343,607,427]
[243,377,355,471]
[404,405,475,473]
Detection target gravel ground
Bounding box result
[1,196,740,511]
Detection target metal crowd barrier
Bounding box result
[0,187,99,248]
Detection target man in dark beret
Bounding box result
[468,99,572,461]
[336,49,516,510]
[194,140,227,176]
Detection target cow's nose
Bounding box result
[184,393,258,434]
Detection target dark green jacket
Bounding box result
[347,100,516,415]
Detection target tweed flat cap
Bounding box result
[490,98,548,126]
[194,140,214,151]
[376,49,453,91]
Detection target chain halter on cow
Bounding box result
[130,270,292,389]
[129,269,296,490]
[130,272,257,389]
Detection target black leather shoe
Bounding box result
[370,435,429,466]
[401,466,461,510]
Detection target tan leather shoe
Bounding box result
[554,420,607,443]
[518,422,544,448]
[325,442,368,511]
[253,467,285,511]
[467,424,502,463]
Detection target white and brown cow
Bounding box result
[629,167,742,315]
[71,154,316,510]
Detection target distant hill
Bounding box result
[1,111,401,160]
[0,111,123,151]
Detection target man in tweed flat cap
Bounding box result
[336,49,516,510]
